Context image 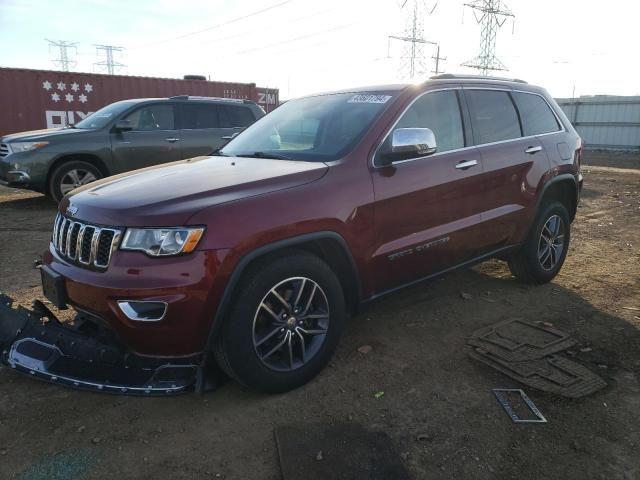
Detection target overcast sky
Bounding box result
[1,0,638,99]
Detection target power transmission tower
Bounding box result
[94,45,126,75]
[432,44,446,74]
[388,1,438,79]
[46,39,78,71]
[461,0,514,76]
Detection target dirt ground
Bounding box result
[0,152,638,480]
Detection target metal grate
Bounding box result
[51,213,121,269]
[0,143,9,158]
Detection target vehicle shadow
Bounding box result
[347,261,640,479]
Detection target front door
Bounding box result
[369,89,487,294]
[110,103,181,173]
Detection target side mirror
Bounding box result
[378,127,437,165]
[114,119,133,132]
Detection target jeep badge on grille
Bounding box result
[66,204,78,216]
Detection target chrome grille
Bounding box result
[52,213,121,269]
[0,143,9,158]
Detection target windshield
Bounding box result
[220,92,396,161]
[74,101,137,129]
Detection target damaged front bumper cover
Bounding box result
[0,294,206,395]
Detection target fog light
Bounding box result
[117,301,167,321]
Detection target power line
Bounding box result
[461,0,515,75]
[46,39,78,71]
[131,0,293,49]
[237,22,355,55]
[94,45,126,75]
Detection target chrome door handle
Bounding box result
[165,137,180,143]
[455,159,478,170]
[525,146,542,154]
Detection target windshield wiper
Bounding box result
[239,151,292,160]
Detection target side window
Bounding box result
[465,90,521,144]
[124,104,174,131]
[394,90,465,153]
[181,104,219,129]
[217,106,232,128]
[224,106,256,127]
[513,92,560,136]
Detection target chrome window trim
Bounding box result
[371,86,566,169]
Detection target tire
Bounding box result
[508,201,571,284]
[214,250,346,393]
[49,160,102,203]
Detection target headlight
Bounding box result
[9,141,49,153]
[120,227,205,256]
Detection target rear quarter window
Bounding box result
[225,105,256,127]
[465,90,521,145]
[513,92,561,136]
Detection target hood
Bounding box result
[2,127,88,142]
[62,156,328,226]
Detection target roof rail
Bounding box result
[429,73,528,84]
[168,95,244,103]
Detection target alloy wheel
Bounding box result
[538,214,565,271]
[59,169,97,195]
[252,277,330,372]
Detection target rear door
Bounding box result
[178,103,258,159]
[369,88,487,293]
[110,103,181,172]
[462,88,555,248]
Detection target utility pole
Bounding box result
[388,1,438,79]
[461,0,515,76]
[46,39,78,72]
[431,44,446,74]
[94,45,126,75]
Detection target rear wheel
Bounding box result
[49,160,102,203]
[214,251,346,393]
[508,201,571,284]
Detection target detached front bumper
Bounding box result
[0,295,202,395]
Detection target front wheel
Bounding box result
[49,160,102,203]
[508,201,571,284]
[214,251,346,393]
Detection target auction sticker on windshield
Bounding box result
[348,94,392,104]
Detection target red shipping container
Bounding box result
[0,67,279,136]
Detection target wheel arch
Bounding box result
[45,153,110,194]
[537,174,579,222]
[205,231,361,353]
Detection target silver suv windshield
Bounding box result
[220,92,396,162]
[74,100,137,129]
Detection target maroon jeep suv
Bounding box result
[1,74,582,394]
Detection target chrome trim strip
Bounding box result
[78,227,94,265]
[65,221,76,257]
[107,230,121,266]
[89,227,102,266]
[117,301,168,322]
[371,86,566,169]
[52,214,60,248]
[75,224,86,261]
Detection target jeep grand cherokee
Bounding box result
[0,74,583,394]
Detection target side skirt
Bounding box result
[362,244,520,303]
